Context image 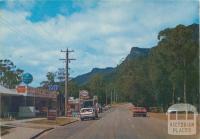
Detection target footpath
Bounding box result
[0,117,79,139]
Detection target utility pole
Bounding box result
[114,88,116,103]
[115,91,117,102]
[111,90,112,106]
[105,89,107,105]
[116,93,118,102]
[113,88,116,103]
[60,48,75,117]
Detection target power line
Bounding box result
[0,17,36,43]
[0,16,61,47]
[60,48,75,117]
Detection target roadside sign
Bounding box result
[22,73,33,84]
[79,90,90,99]
[93,95,98,100]
[16,85,27,93]
[48,85,59,91]
[58,68,65,71]
[47,109,57,120]
[57,68,65,82]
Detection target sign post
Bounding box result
[22,73,33,106]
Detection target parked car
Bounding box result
[132,107,147,117]
[80,108,97,121]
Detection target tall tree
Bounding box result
[40,72,56,88]
[0,59,23,88]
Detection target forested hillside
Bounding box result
[72,67,114,86]
[70,24,199,111]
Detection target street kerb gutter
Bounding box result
[30,119,79,139]
[30,127,54,139]
[60,119,79,126]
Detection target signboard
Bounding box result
[57,68,65,82]
[79,90,90,99]
[16,85,27,93]
[57,68,65,75]
[27,87,58,99]
[47,109,57,120]
[48,85,59,91]
[93,95,98,100]
[22,73,33,84]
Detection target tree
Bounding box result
[40,72,56,88]
[0,59,24,88]
[158,24,199,103]
[68,81,79,98]
[72,24,199,111]
[87,74,106,104]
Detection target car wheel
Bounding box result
[81,118,84,121]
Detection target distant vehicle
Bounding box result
[132,107,147,117]
[80,108,97,121]
[81,98,99,117]
[82,99,94,108]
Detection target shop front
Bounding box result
[0,85,58,119]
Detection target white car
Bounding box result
[80,108,96,121]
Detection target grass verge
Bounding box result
[27,117,78,126]
[0,126,14,136]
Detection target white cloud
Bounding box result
[0,0,198,86]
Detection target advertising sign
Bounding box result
[93,95,98,100]
[57,68,65,82]
[27,87,57,99]
[16,85,27,93]
[48,85,59,91]
[47,109,57,120]
[79,90,90,99]
[22,73,33,84]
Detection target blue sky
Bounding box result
[0,0,199,87]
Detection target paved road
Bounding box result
[39,104,199,139]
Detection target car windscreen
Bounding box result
[81,109,93,113]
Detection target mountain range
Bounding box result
[72,47,150,85]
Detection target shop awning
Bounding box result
[0,85,23,96]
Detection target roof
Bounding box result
[0,85,58,98]
[167,103,197,113]
[0,85,24,96]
